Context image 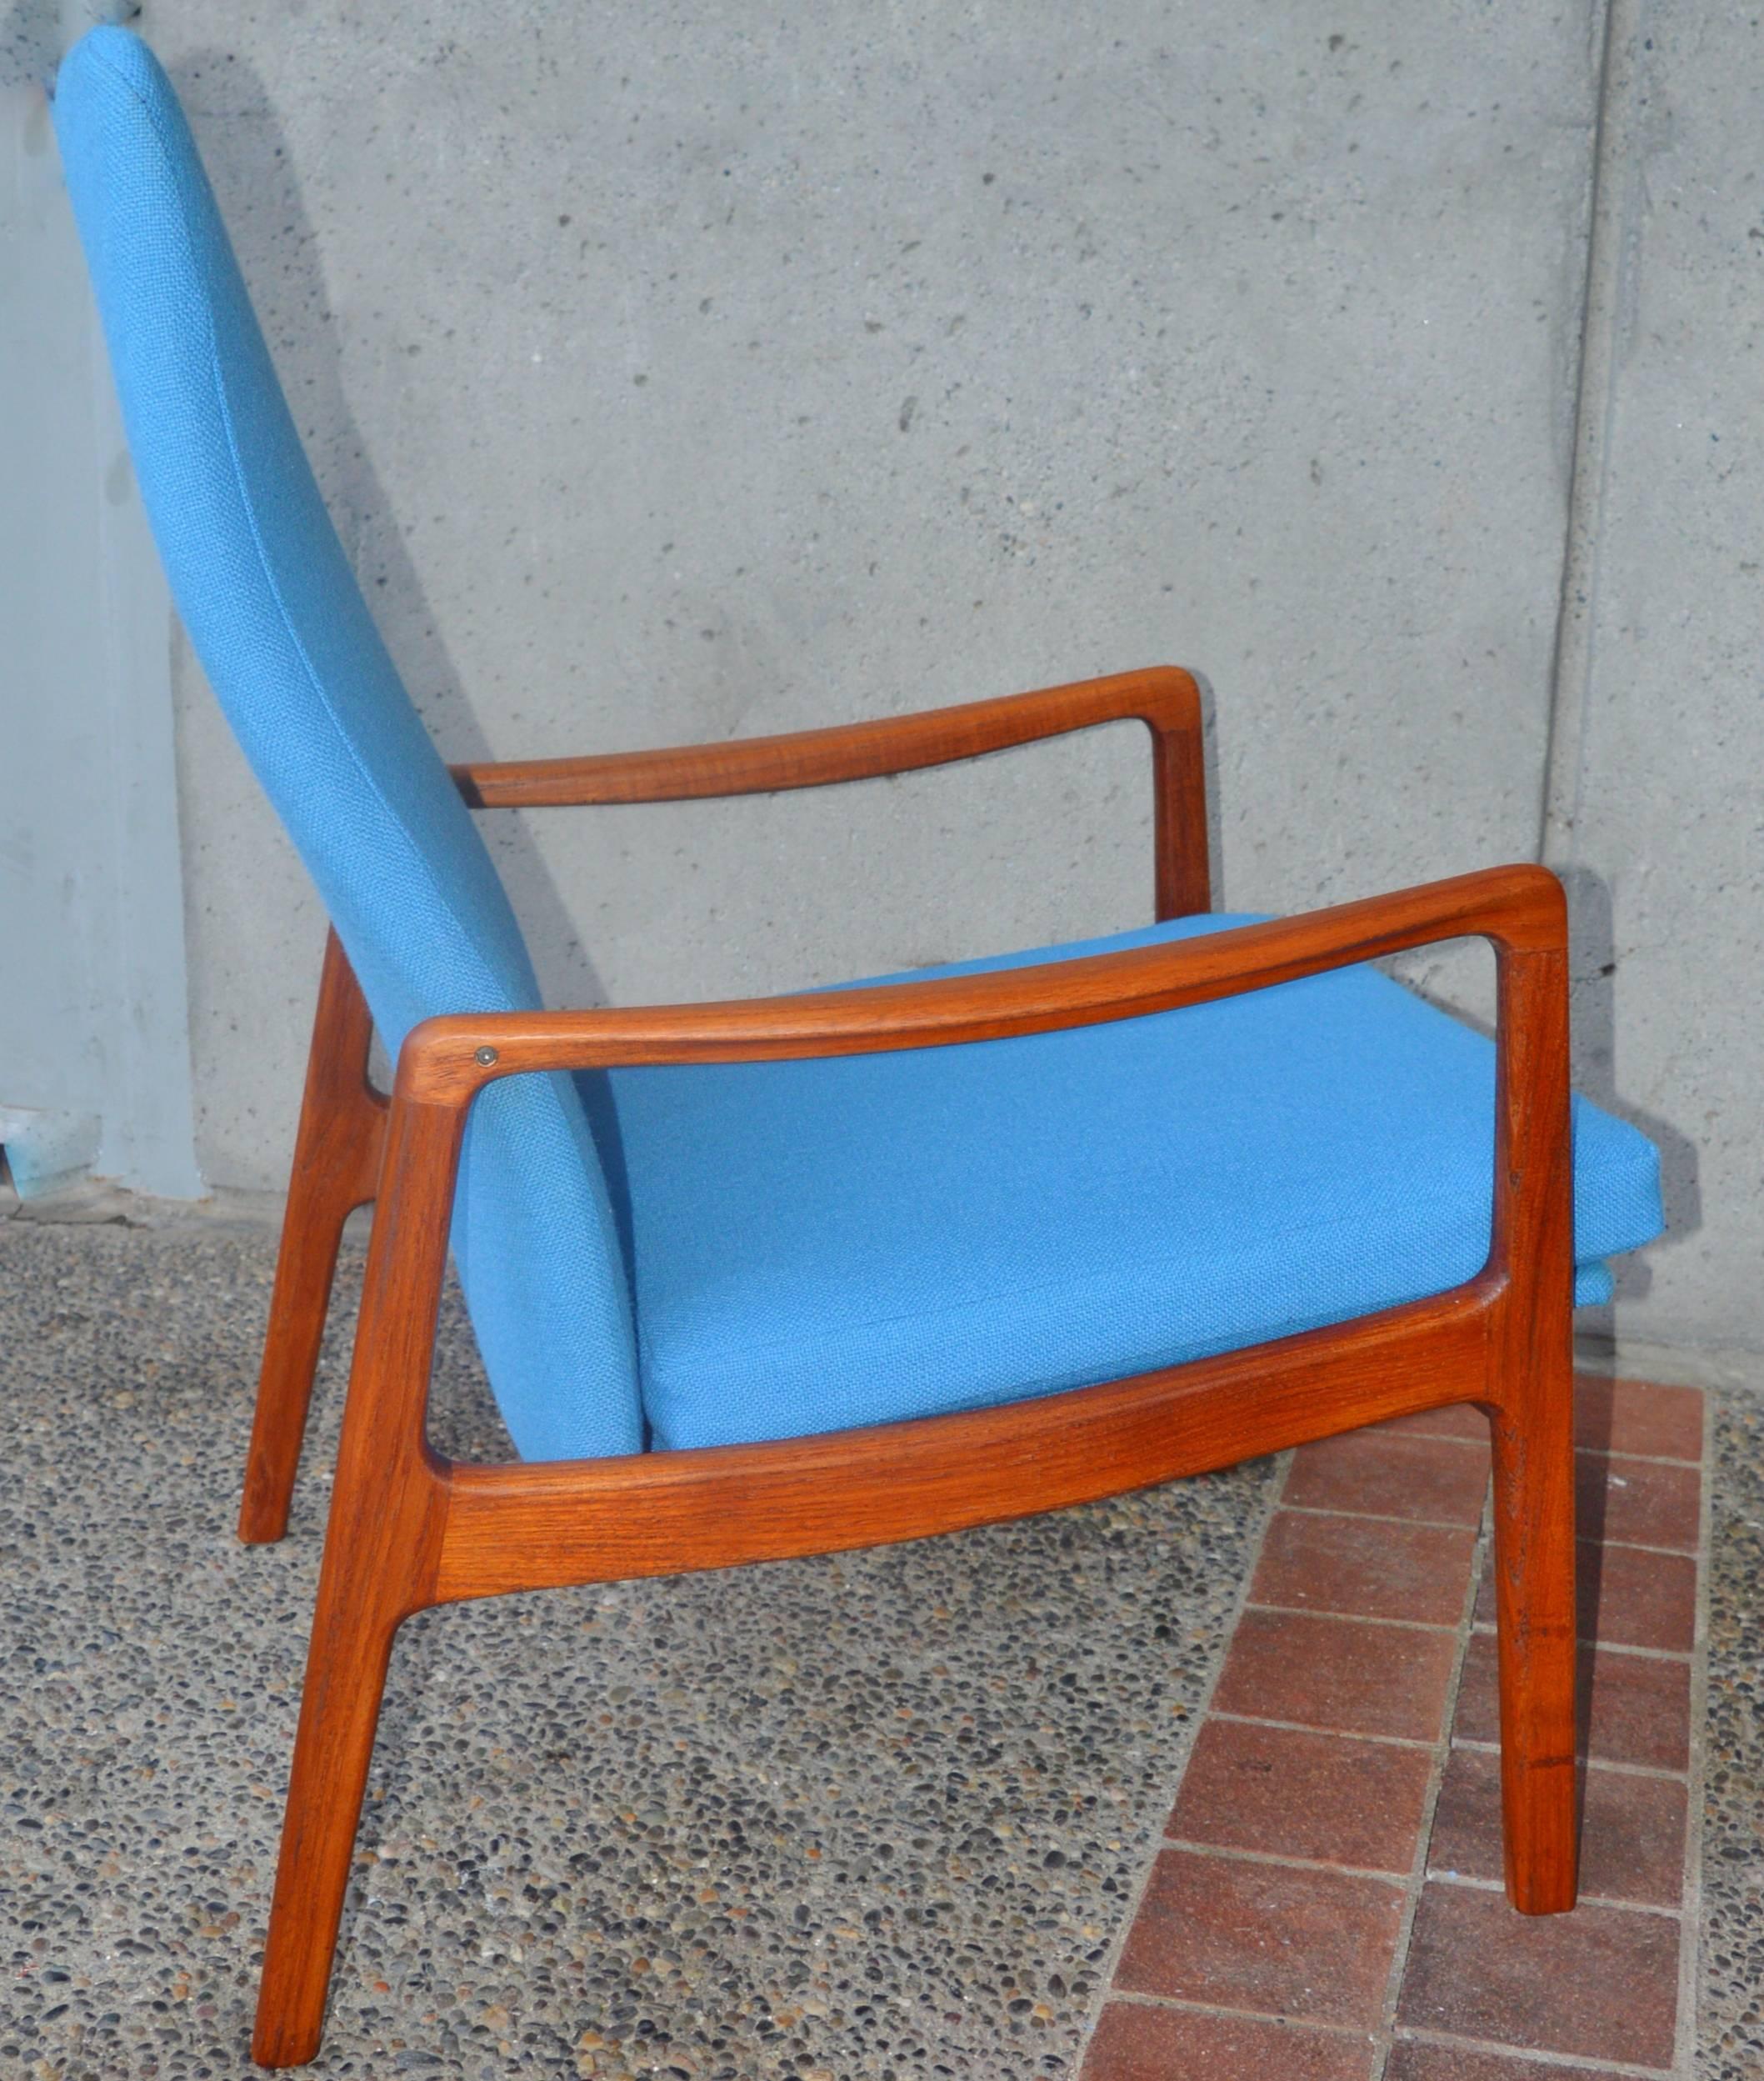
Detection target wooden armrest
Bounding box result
[375,862,1568,1357]
[452,664,1212,919]
[400,863,1565,1093]
[451,665,1197,805]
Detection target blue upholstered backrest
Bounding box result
[53,28,642,1460]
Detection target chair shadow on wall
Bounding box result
[1554,861,1701,1773]
[169,43,617,1031]
[7,1,621,1071]
[185,35,1240,1324]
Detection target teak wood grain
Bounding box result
[435,1288,1493,1603]
[245,673,1577,2068]
[452,664,1212,920]
[237,928,386,1545]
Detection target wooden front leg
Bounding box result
[251,1087,459,2067]
[1483,935,1580,1913]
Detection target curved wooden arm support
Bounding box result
[252,863,1576,2067]
[452,664,1212,919]
[401,863,1563,1091]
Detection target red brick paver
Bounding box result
[1428,1745,1687,1908]
[1397,1883,1680,2068]
[1472,1538,1699,1650]
[1282,1430,1492,1526]
[1384,2048,1636,2081]
[1252,1509,1478,1625]
[1117,1850,1405,2024]
[1086,2003,1375,2079]
[1573,1376,1704,1460]
[1081,1374,1706,2081]
[1454,1628,1692,1773]
[1573,1450,1702,1552]
[1212,1606,1460,1742]
[1169,1719,1434,1873]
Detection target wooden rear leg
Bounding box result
[238,929,387,1544]
[1487,1338,1579,1913]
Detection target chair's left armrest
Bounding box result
[451,664,1212,920]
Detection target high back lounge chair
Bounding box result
[52,27,1665,2068]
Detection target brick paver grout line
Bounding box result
[1672,1390,1715,2076]
[1363,1470,1493,2081]
[1572,1533,1704,1560]
[1247,1600,1459,1634]
[1450,1735,1691,1784]
[1158,1837,1412,1885]
[1421,1869,1685,1919]
[1280,1499,1702,1558]
[1207,1709,1439,1751]
[1102,1986,1375,2038]
[1465,1623,1695,1665]
[1279,1501,1489,1533]
[1391,1400,1702,1467]
[1573,1443,1705,1469]
[1392,2019,1679,2078]
[1066,1448,1295,2076]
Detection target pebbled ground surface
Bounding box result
[1700,1389,1764,2081]
[0,1218,1277,2080]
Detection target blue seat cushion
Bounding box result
[587,914,1665,1453]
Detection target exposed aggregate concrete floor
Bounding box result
[0,1220,1277,2079]
[1701,1389,1764,2081]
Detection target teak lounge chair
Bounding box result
[52,28,1665,2068]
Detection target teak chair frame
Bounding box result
[239,667,1577,2068]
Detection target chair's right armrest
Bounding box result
[373,863,1572,1422]
[399,863,1566,1091]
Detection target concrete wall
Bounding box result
[142,0,1601,1162]
[16,3,1761,1363]
[0,26,201,1202]
[1543,1,1762,1363]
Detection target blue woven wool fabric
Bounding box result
[52,28,642,1461]
[594,915,1665,1452]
